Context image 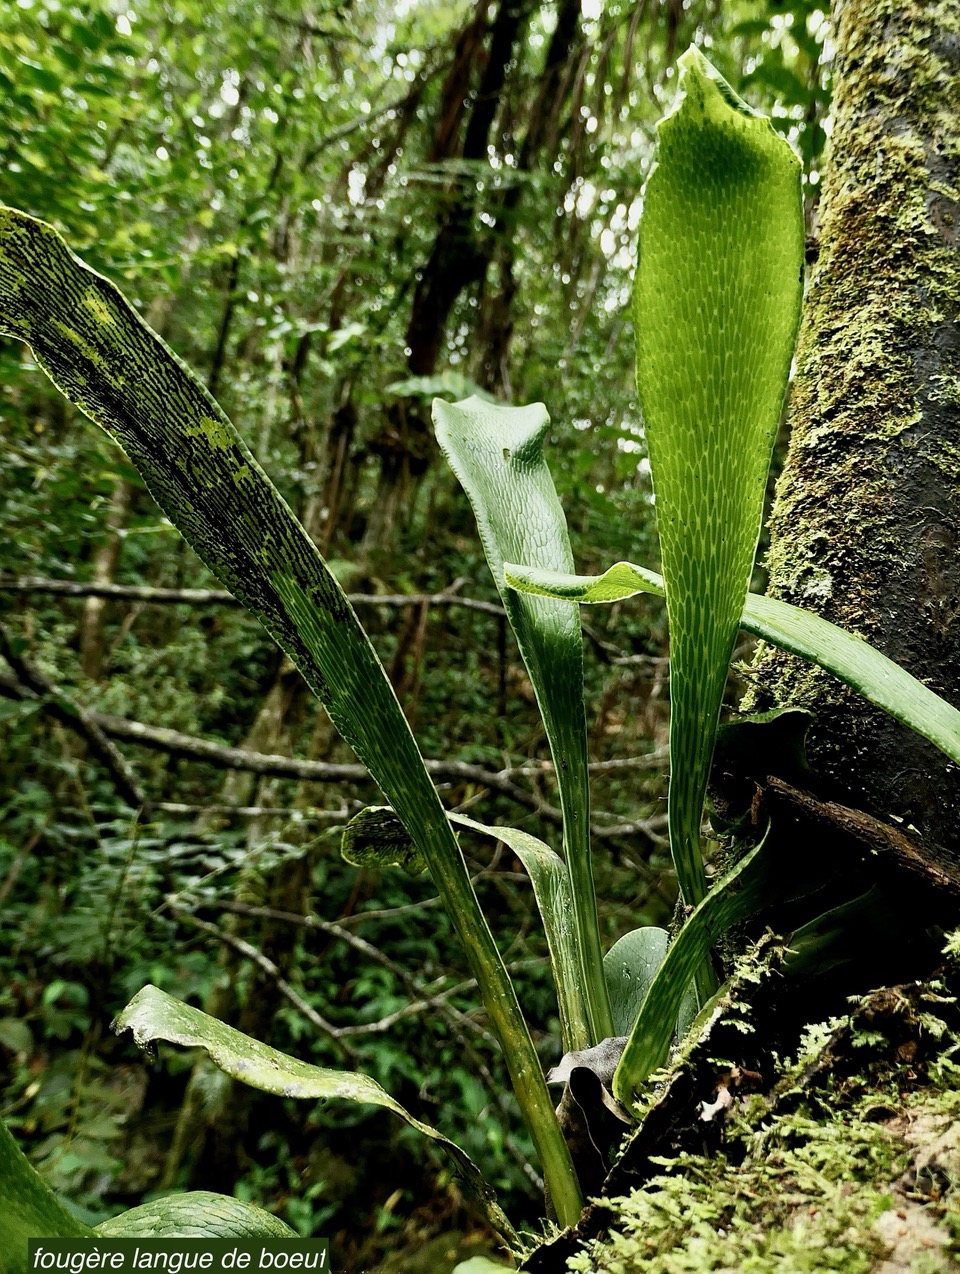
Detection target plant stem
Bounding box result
[666,727,718,1005]
[564,761,615,1044]
[279,580,585,1227]
[424,819,584,1228]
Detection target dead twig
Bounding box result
[0,671,665,844]
[0,574,504,617]
[0,625,148,812]
[0,575,664,665]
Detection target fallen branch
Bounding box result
[0,626,148,811]
[175,911,356,1057]
[156,801,356,821]
[180,909,509,1043]
[511,750,668,777]
[0,574,505,617]
[203,900,494,1042]
[0,670,666,843]
[0,575,668,667]
[88,708,561,812]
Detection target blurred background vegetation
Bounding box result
[0,0,829,1268]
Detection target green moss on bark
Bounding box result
[747,0,960,863]
[568,978,960,1273]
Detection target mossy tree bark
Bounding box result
[747,0,960,874]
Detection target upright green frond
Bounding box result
[634,47,804,905]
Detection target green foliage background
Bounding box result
[0,1,829,1268]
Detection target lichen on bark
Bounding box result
[746,0,960,869]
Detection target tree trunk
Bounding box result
[361,0,534,559]
[474,0,583,395]
[745,0,960,876]
[79,478,131,681]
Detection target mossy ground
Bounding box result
[567,979,960,1273]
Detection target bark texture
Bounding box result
[747,0,960,871]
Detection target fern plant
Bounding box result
[0,46,957,1267]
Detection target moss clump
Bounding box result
[569,990,960,1273]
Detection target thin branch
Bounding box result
[354,592,504,617]
[2,577,237,604]
[95,710,559,809]
[198,898,540,1185]
[209,900,472,1000]
[324,896,447,927]
[580,618,669,669]
[0,577,672,668]
[175,911,353,1054]
[0,575,505,617]
[266,10,365,42]
[0,626,148,811]
[180,909,485,1041]
[156,802,356,821]
[589,817,668,846]
[197,900,544,1048]
[0,673,666,843]
[0,820,47,906]
[512,750,668,777]
[297,59,444,170]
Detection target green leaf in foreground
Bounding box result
[611,824,827,1112]
[113,986,517,1246]
[0,207,580,1228]
[634,47,804,908]
[604,927,668,1038]
[601,927,696,1043]
[611,838,784,1109]
[0,1119,91,1274]
[504,561,960,769]
[465,819,589,1055]
[434,396,613,1044]
[96,1193,295,1238]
